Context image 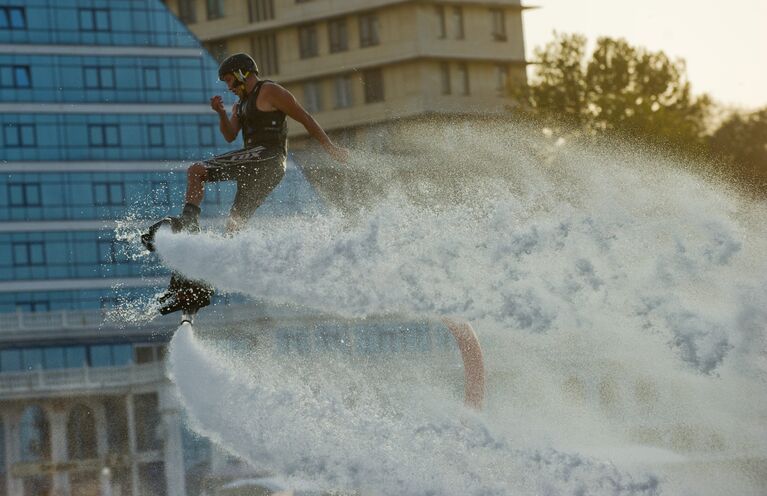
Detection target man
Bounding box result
[141,53,348,315]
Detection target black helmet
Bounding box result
[218,53,258,82]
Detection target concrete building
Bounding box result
[160,0,530,147]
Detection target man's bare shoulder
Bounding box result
[259,81,289,96]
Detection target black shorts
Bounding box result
[204,146,286,220]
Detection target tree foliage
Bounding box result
[518,33,712,151]
[709,108,767,188]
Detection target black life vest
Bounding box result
[236,80,287,155]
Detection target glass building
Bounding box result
[0,1,324,495]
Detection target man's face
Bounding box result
[222,73,244,97]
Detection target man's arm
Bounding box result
[210,96,241,143]
[263,84,349,162]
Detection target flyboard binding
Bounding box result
[141,217,214,321]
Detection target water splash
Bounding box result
[155,120,766,494]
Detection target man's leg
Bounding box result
[179,162,208,229]
[141,162,207,252]
[185,162,208,206]
[224,157,287,234]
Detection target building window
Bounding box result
[143,67,160,89]
[134,393,162,452]
[14,301,49,313]
[4,124,36,147]
[103,398,129,455]
[363,68,384,103]
[298,24,318,59]
[328,17,348,53]
[8,182,41,207]
[178,0,197,23]
[19,406,50,461]
[83,66,115,89]
[206,0,225,20]
[251,33,279,75]
[79,8,110,31]
[334,74,353,108]
[0,65,30,88]
[0,349,22,371]
[43,347,65,369]
[435,6,446,39]
[67,405,98,461]
[88,125,120,147]
[93,182,125,206]
[90,344,131,368]
[302,80,323,113]
[490,8,507,41]
[198,124,215,146]
[248,0,274,22]
[496,64,509,95]
[151,181,171,206]
[453,6,464,39]
[12,242,46,266]
[97,240,116,264]
[440,62,451,95]
[98,239,127,264]
[359,13,380,48]
[0,6,27,29]
[456,62,469,95]
[148,125,164,147]
[206,42,228,63]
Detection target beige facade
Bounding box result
[162,0,529,144]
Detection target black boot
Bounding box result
[158,273,214,315]
[141,203,201,252]
[140,203,214,315]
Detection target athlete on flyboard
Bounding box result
[141,53,348,317]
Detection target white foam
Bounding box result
[159,121,767,495]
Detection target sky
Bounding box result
[522,0,767,110]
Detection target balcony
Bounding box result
[0,308,171,345]
[0,361,167,400]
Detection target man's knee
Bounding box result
[187,163,207,181]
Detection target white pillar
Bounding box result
[93,402,109,458]
[99,466,113,496]
[47,404,70,496]
[2,409,23,496]
[159,385,186,496]
[125,395,139,496]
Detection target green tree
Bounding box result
[518,33,711,151]
[709,107,767,190]
[522,32,590,126]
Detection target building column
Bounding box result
[159,385,186,496]
[125,394,140,496]
[2,409,23,496]
[92,401,112,496]
[46,402,70,496]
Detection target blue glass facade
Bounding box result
[0,171,234,221]
[0,0,323,313]
[1,114,232,161]
[0,55,220,103]
[0,1,201,47]
[0,342,133,372]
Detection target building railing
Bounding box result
[0,308,113,332]
[0,303,321,335]
[0,361,166,396]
